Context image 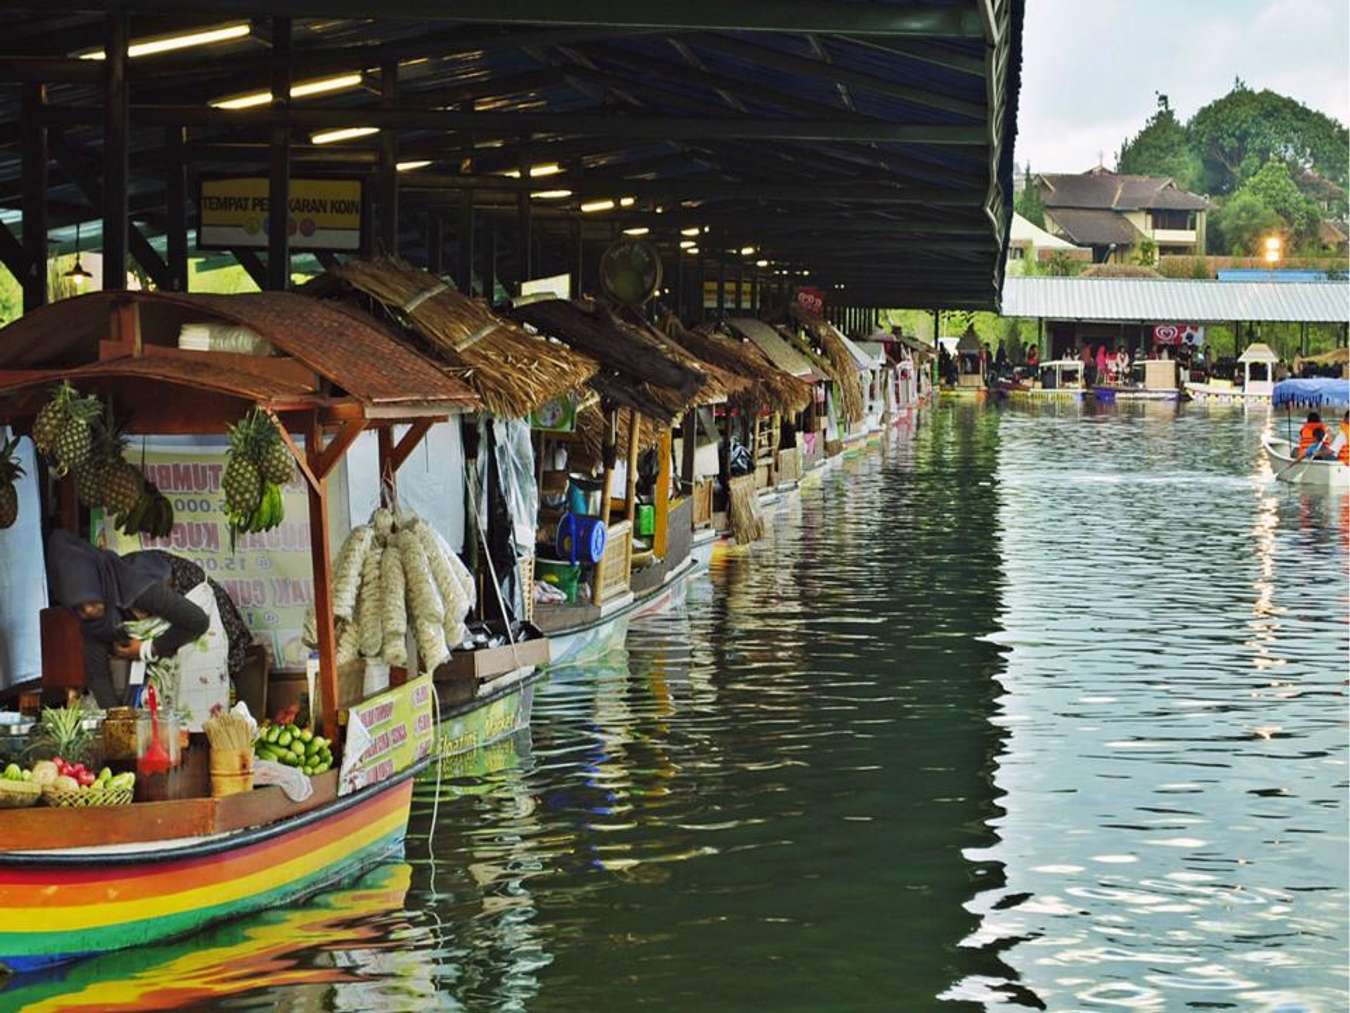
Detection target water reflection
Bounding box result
[975,401,1347,1011]
[16,401,1345,1012]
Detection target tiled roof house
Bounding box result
[1036,167,1210,262]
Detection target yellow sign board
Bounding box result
[339,674,436,795]
[104,440,314,669]
[702,279,755,309]
[199,177,364,251]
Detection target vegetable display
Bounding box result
[306,506,474,675]
[254,721,334,776]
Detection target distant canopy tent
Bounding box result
[1271,378,1350,409]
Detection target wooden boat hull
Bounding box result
[0,862,413,1008]
[437,672,539,755]
[1263,435,1350,489]
[540,553,702,669]
[1093,386,1182,403]
[0,769,419,974]
[1186,382,1270,405]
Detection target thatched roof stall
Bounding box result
[508,298,707,424]
[662,314,813,417]
[0,290,476,422]
[301,257,598,419]
[786,307,867,426]
[0,290,475,742]
[610,305,749,410]
[725,317,821,383]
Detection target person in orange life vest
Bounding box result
[1327,411,1350,464]
[1297,412,1326,458]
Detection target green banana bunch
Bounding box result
[231,481,285,536]
[115,482,174,538]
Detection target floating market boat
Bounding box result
[1094,358,1187,403]
[0,289,465,972]
[1263,378,1350,489]
[1000,359,1089,400]
[1185,342,1279,406]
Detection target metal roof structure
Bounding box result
[0,1,1024,313]
[1002,277,1350,324]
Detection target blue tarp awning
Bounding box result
[1272,378,1350,408]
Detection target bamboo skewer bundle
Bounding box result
[202,711,253,752]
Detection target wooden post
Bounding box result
[680,408,697,495]
[267,16,292,292]
[516,147,532,290]
[376,425,395,498]
[20,82,47,311]
[594,405,618,606]
[305,416,340,743]
[571,218,583,298]
[103,12,129,291]
[485,225,497,305]
[459,189,474,295]
[599,406,617,528]
[379,59,399,255]
[165,126,188,291]
[624,406,641,523]
[654,427,672,556]
[426,214,443,275]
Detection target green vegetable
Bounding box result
[3,763,20,781]
[277,730,292,748]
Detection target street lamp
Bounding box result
[1262,234,1282,265]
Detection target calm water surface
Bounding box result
[9,402,1347,1012]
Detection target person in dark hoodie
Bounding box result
[45,530,209,708]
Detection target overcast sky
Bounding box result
[1013,0,1350,174]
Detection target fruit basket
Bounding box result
[42,784,134,808]
[0,778,41,808]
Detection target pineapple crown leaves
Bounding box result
[0,434,25,482]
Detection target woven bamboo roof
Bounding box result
[510,297,707,424]
[666,315,812,415]
[304,256,598,418]
[0,290,475,409]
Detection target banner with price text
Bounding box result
[102,437,313,669]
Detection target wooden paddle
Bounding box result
[1277,437,1326,477]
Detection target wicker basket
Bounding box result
[0,779,41,809]
[42,784,134,808]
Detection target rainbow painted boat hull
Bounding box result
[0,768,419,975]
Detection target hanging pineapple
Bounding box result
[224,407,287,537]
[0,434,24,529]
[34,383,102,477]
[75,414,143,514]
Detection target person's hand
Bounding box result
[111,637,143,660]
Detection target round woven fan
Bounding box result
[599,239,663,306]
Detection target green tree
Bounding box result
[1208,191,1283,255]
[1241,158,1322,243]
[1132,237,1157,267]
[1188,79,1349,195]
[1116,93,1203,191]
[1013,166,1044,227]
